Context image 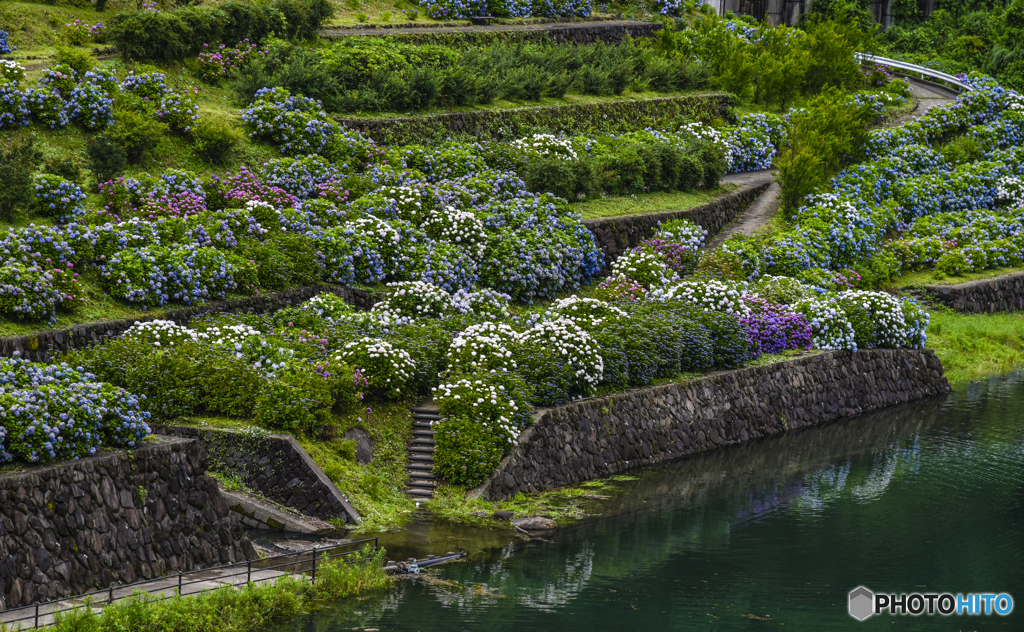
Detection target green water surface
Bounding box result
[269,373,1024,631]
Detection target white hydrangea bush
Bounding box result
[652,279,751,317]
[515,318,604,396]
[421,205,488,259]
[371,281,454,320]
[996,176,1024,209]
[608,249,677,289]
[452,288,511,318]
[335,337,415,399]
[446,322,519,374]
[550,295,628,329]
[509,134,578,160]
[654,218,708,250]
[792,296,857,350]
[122,320,207,347]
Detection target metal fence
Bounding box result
[0,537,379,630]
[855,52,972,93]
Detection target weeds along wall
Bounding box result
[338,94,734,145]
[0,436,254,609]
[320,21,663,46]
[0,285,375,362]
[153,425,361,525]
[475,349,951,500]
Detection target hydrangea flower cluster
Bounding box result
[653,279,751,317]
[722,113,787,173]
[197,40,269,82]
[592,274,646,302]
[609,248,677,289]
[0,358,150,465]
[740,296,812,356]
[516,318,603,396]
[509,134,579,161]
[550,295,628,329]
[335,337,415,399]
[32,175,86,221]
[0,30,15,55]
[0,59,25,83]
[446,321,518,374]
[419,0,588,19]
[123,319,209,347]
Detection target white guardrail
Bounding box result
[855,52,973,93]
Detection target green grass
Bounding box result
[925,306,1024,386]
[574,185,737,220]
[36,550,390,632]
[426,475,639,527]
[888,265,1024,289]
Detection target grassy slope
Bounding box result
[575,184,736,220]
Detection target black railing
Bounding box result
[0,538,379,630]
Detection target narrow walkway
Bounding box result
[707,77,958,249]
[407,405,439,499]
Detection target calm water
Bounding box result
[269,373,1024,631]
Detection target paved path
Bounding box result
[0,564,295,629]
[707,77,958,249]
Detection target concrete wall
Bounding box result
[476,349,950,500]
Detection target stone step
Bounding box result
[409,446,433,455]
[409,454,434,463]
[408,471,436,480]
[407,488,433,498]
[411,438,436,447]
[408,480,436,489]
[408,462,434,472]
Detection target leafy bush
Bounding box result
[0,139,43,222]
[432,371,532,487]
[514,319,603,405]
[192,117,243,165]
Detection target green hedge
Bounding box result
[339,93,734,145]
[108,0,334,61]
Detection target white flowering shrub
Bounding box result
[834,290,929,349]
[654,218,708,250]
[431,371,532,487]
[302,293,353,320]
[446,322,519,374]
[509,134,578,160]
[335,337,415,399]
[652,279,751,317]
[421,205,487,259]
[451,288,511,318]
[371,281,454,320]
[551,295,628,330]
[792,297,856,350]
[996,176,1024,209]
[608,248,677,289]
[122,320,207,348]
[514,318,603,404]
[197,323,262,351]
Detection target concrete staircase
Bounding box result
[406,405,439,499]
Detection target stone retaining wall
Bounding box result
[337,94,732,145]
[0,284,376,363]
[0,437,253,610]
[153,426,361,526]
[924,271,1024,313]
[584,181,771,267]
[322,20,661,44]
[475,349,951,500]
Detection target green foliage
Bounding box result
[776,87,876,212]
[104,109,168,165]
[0,138,43,222]
[86,136,127,186]
[192,117,243,165]
[54,46,95,77]
[108,0,333,62]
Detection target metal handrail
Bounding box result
[0,537,379,630]
[854,52,972,92]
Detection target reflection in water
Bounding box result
[267,374,1024,631]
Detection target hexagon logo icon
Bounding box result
[849,586,874,621]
